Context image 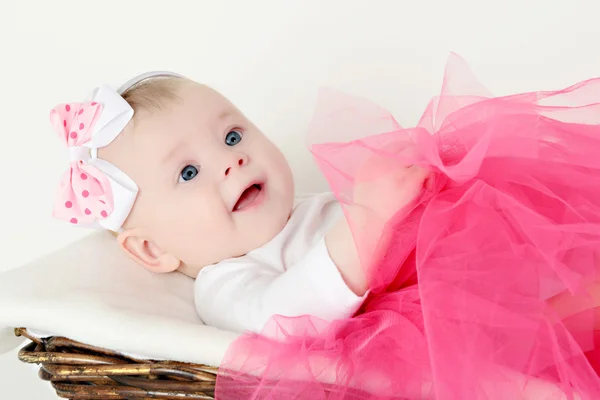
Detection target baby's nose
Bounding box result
[224,155,248,176]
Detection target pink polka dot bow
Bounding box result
[50,85,138,232]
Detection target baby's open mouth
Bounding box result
[233,183,263,212]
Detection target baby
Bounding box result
[51,71,427,333]
[49,68,596,399]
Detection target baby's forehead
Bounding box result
[181,82,236,111]
[148,83,238,126]
[125,84,244,156]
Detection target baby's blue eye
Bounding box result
[225,130,243,146]
[180,165,198,182]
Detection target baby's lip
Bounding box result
[231,180,264,212]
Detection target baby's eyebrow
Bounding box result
[216,109,235,122]
[162,141,186,164]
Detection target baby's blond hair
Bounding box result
[109,75,188,237]
[121,75,187,116]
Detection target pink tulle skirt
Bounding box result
[215,54,600,399]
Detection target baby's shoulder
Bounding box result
[290,191,342,238]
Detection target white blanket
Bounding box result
[0,233,582,399]
[0,232,239,367]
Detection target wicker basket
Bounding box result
[15,327,387,399]
[14,328,218,399]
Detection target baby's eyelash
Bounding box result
[227,126,243,134]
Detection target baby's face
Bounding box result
[99,81,294,270]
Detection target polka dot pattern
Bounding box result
[50,101,115,226]
[49,101,103,148]
[52,163,114,226]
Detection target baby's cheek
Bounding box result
[176,202,227,236]
[180,223,234,266]
[145,188,233,265]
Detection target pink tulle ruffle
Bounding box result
[215,54,600,400]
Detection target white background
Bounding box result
[1,0,599,397]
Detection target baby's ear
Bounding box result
[117,228,180,273]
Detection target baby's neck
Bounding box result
[177,263,204,279]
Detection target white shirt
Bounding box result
[194,192,367,333]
